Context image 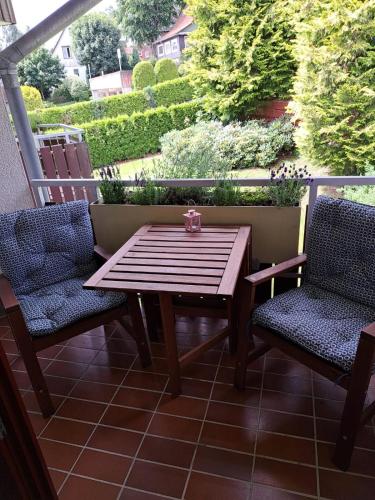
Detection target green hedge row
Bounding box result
[28,77,194,129]
[84,100,203,167]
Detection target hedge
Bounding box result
[28,77,194,128]
[84,99,203,167]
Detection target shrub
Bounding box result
[154,58,179,83]
[341,164,375,206]
[99,166,126,204]
[69,78,91,102]
[28,77,192,127]
[293,0,375,175]
[132,61,156,90]
[84,100,203,167]
[21,85,43,111]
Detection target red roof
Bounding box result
[157,13,194,43]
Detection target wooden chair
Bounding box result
[235,196,375,471]
[0,201,151,417]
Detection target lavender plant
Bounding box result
[267,163,312,207]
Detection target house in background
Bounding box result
[154,13,196,62]
[51,28,86,81]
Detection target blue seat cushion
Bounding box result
[252,284,375,372]
[17,273,127,337]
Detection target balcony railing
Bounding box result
[31,175,375,224]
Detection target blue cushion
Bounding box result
[17,273,126,337]
[305,196,375,309]
[253,284,375,372]
[0,201,96,296]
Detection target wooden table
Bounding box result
[84,224,251,395]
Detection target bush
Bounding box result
[69,78,91,102]
[84,100,204,167]
[154,58,179,83]
[28,77,193,127]
[293,0,375,175]
[133,61,156,90]
[341,165,375,205]
[159,117,295,174]
[20,85,43,111]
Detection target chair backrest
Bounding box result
[306,196,375,309]
[0,201,95,296]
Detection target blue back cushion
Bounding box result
[0,201,95,296]
[306,196,375,309]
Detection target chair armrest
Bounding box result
[94,245,113,262]
[245,254,307,287]
[362,322,375,341]
[0,275,20,312]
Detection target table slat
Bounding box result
[140,235,236,242]
[119,258,227,269]
[112,264,224,276]
[134,241,233,249]
[149,226,239,233]
[94,280,219,295]
[126,251,229,261]
[105,272,221,285]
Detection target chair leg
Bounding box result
[125,294,152,368]
[333,335,374,471]
[8,311,54,417]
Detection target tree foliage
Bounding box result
[155,58,179,82]
[185,0,296,121]
[0,24,23,49]
[116,0,184,45]
[71,13,121,77]
[133,61,156,89]
[18,48,65,99]
[293,0,375,175]
[20,86,43,111]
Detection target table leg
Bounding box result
[159,293,181,396]
[142,293,162,342]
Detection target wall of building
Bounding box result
[0,91,35,213]
[52,29,87,82]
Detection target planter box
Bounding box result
[90,204,302,264]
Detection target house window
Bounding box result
[171,38,179,53]
[73,69,79,76]
[157,44,164,57]
[164,41,171,55]
[62,46,71,59]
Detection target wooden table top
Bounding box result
[84,224,251,297]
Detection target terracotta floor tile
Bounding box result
[67,334,107,350]
[317,442,375,476]
[183,362,217,381]
[185,471,250,500]
[126,460,188,498]
[261,390,313,417]
[193,445,253,481]
[313,379,346,401]
[56,398,106,423]
[87,425,143,456]
[165,377,213,399]
[38,438,82,471]
[251,484,312,499]
[113,387,161,411]
[157,394,207,420]
[319,469,375,500]
[200,421,256,453]
[82,365,126,385]
[253,457,317,496]
[314,398,344,421]
[138,435,196,469]
[132,356,169,374]
[41,417,95,446]
[59,475,120,500]
[265,358,312,379]
[57,346,98,364]
[48,469,67,491]
[206,401,258,429]
[101,405,152,432]
[45,375,77,396]
[316,418,375,449]
[12,356,51,372]
[73,448,132,484]
[70,380,117,403]
[212,383,260,408]
[1,338,19,354]
[92,350,135,369]
[38,344,64,359]
[44,360,87,379]
[148,413,202,442]
[119,488,170,499]
[256,431,315,465]
[12,370,31,389]
[124,371,168,391]
[263,373,312,397]
[259,410,315,439]
[105,338,138,354]
[28,412,50,435]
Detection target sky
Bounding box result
[11,0,117,32]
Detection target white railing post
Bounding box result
[307,182,318,226]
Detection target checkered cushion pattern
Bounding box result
[253,196,375,372]
[0,201,126,336]
[253,284,375,371]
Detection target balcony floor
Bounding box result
[2,315,375,500]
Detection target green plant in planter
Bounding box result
[129,170,161,205]
[267,163,311,207]
[99,166,126,204]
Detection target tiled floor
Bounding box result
[2,314,375,500]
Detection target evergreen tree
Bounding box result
[293,0,375,175]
